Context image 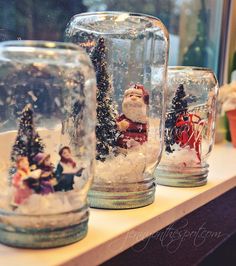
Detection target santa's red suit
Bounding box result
[116,84,149,149]
[116,114,147,148]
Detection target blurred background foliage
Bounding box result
[0,0,224,74]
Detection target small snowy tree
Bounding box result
[91,37,118,161]
[11,104,45,166]
[165,84,188,153]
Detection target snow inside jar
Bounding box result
[65,12,169,209]
[0,41,96,248]
[155,67,219,187]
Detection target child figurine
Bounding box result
[32,152,57,195]
[12,156,33,205]
[55,146,83,192]
[116,84,149,149]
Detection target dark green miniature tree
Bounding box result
[91,37,118,161]
[11,104,45,166]
[165,84,188,152]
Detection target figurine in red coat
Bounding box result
[116,84,149,149]
[12,156,33,206]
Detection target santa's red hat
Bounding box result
[124,83,149,105]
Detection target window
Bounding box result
[0,0,228,81]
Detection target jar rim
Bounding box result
[68,11,168,37]
[168,66,214,73]
[0,40,81,52]
[0,204,88,217]
[72,11,162,21]
[0,40,93,68]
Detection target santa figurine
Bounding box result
[116,83,149,149]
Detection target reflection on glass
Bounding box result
[0,41,96,248]
[155,66,219,187]
[66,12,168,209]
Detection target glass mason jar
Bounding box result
[65,12,169,209]
[0,41,96,248]
[155,67,219,187]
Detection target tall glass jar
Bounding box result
[0,41,96,248]
[65,12,169,209]
[155,67,219,187]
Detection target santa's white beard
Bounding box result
[122,100,147,123]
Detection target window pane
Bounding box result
[0,0,224,75]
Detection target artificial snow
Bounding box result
[0,129,90,229]
[85,127,159,191]
[160,143,201,168]
[94,120,160,185]
[0,173,88,229]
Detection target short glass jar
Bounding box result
[155,67,219,187]
[65,12,169,209]
[0,41,96,248]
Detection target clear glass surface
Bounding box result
[0,40,96,247]
[155,66,219,187]
[66,12,169,209]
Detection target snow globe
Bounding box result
[65,12,169,209]
[155,67,219,187]
[0,41,96,248]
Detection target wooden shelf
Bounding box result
[0,143,235,266]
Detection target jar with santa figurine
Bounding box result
[65,12,169,209]
[0,41,96,248]
[155,67,219,187]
